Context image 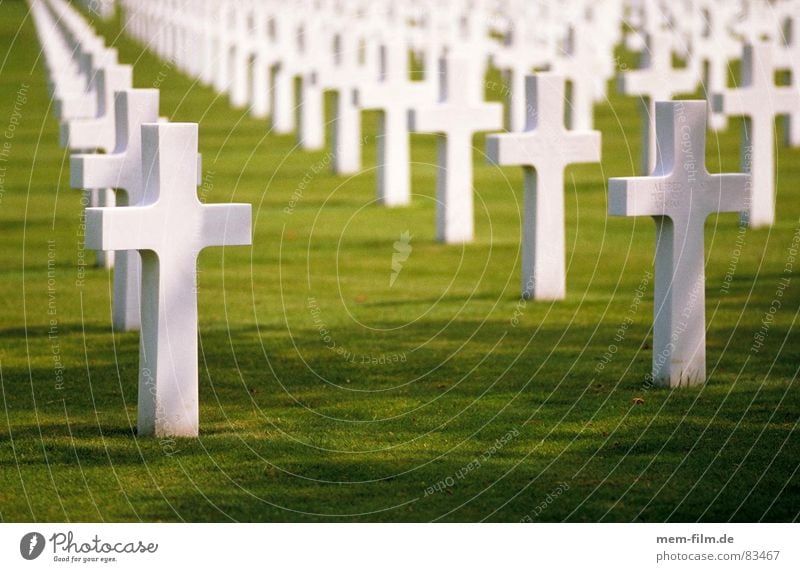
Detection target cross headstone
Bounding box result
[618,30,699,174]
[60,64,133,153]
[296,15,327,151]
[199,0,216,86]
[298,68,325,150]
[553,23,610,131]
[457,0,494,93]
[85,123,252,436]
[357,41,435,206]
[62,64,133,269]
[228,4,251,108]
[690,1,740,131]
[54,45,117,121]
[270,7,301,135]
[70,89,160,332]
[324,23,376,174]
[212,0,232,95]
[776,9,800,147]
[416,1,455,94]
[486,73,601,300]
[409,55,503,243]
[492,12,549,133]
[249,1,275,118]
[712,42,800,228]
[608,100,750,387]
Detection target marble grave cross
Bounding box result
[65,89,208,331]
[324,25,376,174]
[61,64,133,269]
[357,41,436,206]
[249,1,276,119]
[61,64,133,152]
[270,7,301,135]
[228,5,251,109]
[608,100,750,387]
[409,55,503,243]
[297,15,327,151]
[712,42,800,228]
[618,30,699,174]
[486,73,601,300]
[212,0,232,96]
[86,123,252,436]
[691,1,740,132]
[492,14,548,133]
[553,24,608,131]
[70,89,160,332]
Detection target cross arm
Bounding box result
[474,103,504,133]
[485,132,536,167]
[410,104,503,135]
[60,117,105,151]
[54,93,94,121]
[705,173,751,214]
[711,89,751,116]
[85,205,157,252]
[70,153,127,189]
[200,203,253,249]
[771,88,800,115]
[354,82,387,110]
[408,105,444,133]
[617,70,651,97]
[564,131,602,164]
[486,130,601,169]
[608,175,671,217]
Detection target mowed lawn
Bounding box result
[0,1,798,522]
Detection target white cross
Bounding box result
[298,74,325,150]
[486,73,601,300]
[409,55,503,243]
[199,0,217,86]
[712,42,800,228]
[691,1,740,131]
[61,63,133,269]
[776,7,800,147]
[212,0,232,95]
[178,0,204,78]
[618,30,699,174]
[321,16,376,174]
[70,89,160,332]
[295,11,329,151]
[60,64,132,152]
[228,4,252,109]
[249,1,276,118]
[415,1,458,94]
[85,123,252,436]
[609,100,750,387]
[54,46,117,121]
[357,41,435,206]
[553,23,611,131]
[492,14,549,133]
[270,7,301,135]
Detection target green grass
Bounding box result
[0,1,798,522]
